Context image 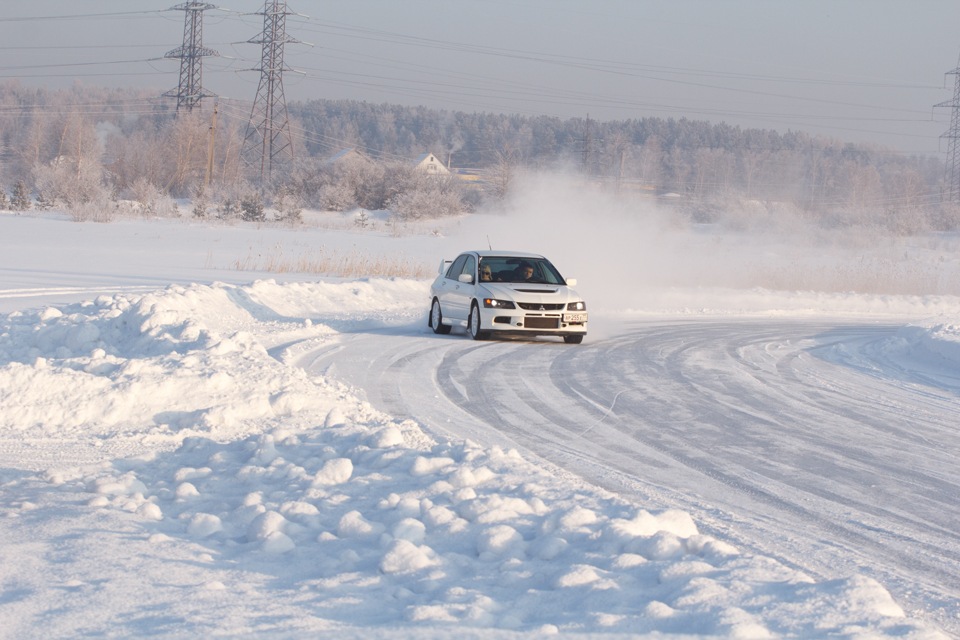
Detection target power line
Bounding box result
[0,11,165,22]
[0,6,951,156]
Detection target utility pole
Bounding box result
[164,2,219,113]
[205,100,218,189]
[617,147,625,194]
[581,114,593,175]
[241,0,297,184]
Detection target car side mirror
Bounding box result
[566,278,577,286]
[459,273,474,284]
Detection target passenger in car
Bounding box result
[480,265,493,281]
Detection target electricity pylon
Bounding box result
[937,52,960,202]
[241,0,297,184]
[164,2,219,113]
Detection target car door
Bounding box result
[446,254,477,322]
[435,254,473,322]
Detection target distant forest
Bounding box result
[0,82,954,232]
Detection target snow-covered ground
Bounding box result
[2,185,959,638]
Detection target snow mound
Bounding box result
[0,279,948,637]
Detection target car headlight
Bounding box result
[483,298,516,309]
[567,301,586,311]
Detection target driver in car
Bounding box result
[513,261,535,281]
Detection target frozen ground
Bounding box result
[1,189,959,637]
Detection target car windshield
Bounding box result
[478,257,564,284]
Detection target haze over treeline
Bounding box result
[0,81,953,233]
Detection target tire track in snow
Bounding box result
[554,321,960,619]
[300,319,960,631]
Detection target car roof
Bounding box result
[468,250,546,259]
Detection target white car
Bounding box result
[428,251,587,343]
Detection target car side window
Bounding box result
[446,255,467,280]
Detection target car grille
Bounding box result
[524,317,560,329]
[517,302,565,311]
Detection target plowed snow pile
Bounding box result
[0,278,950,638]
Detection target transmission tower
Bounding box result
[241,0,297,183]
[936,52,960,202]
[164,2,219,113]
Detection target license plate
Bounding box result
[564,313,587,323]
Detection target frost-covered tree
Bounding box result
[388,173,465,220]
[124,176,177,217]
[297,152,386,212]
[0,82,950,232]
[33,156,109,219]
[489,149,517,200]
[35,189,54,211]
[273,184,303,223]
[0,188,9,211]
[108,129,170,195]
[354,209,370,228]
[209,180,253,220]
[240,193,265,222]
[316,179,355,211]
[11,179,31,211]
[192,185,209,218]
[162,111,209,197]
[31,107,109,219]
[217,197,238,219]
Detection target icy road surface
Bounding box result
[304,319,960,631]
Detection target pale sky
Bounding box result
[3,0,960,155]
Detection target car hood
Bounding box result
[480,282,581,303]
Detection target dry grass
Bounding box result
[233,245,432,278]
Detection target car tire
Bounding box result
[468,302,488,340]
[563,334,584,344]
[430,298,451,334]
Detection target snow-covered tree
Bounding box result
[387,173,465,220]
[192,185,209,218]
[126,176,177,217]
[273,184,303,224]
[35,190,54,211]
[317,181,356,211]
[33,157,109,218]
[240,193,265,222]
[11,179,30,211]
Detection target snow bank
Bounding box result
[0,279,949,637]
[892,319,960,371]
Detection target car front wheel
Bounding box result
[563,334,584,344]
[430,298,451,334]
[468,302,488,340]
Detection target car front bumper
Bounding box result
[484,309,588,336]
